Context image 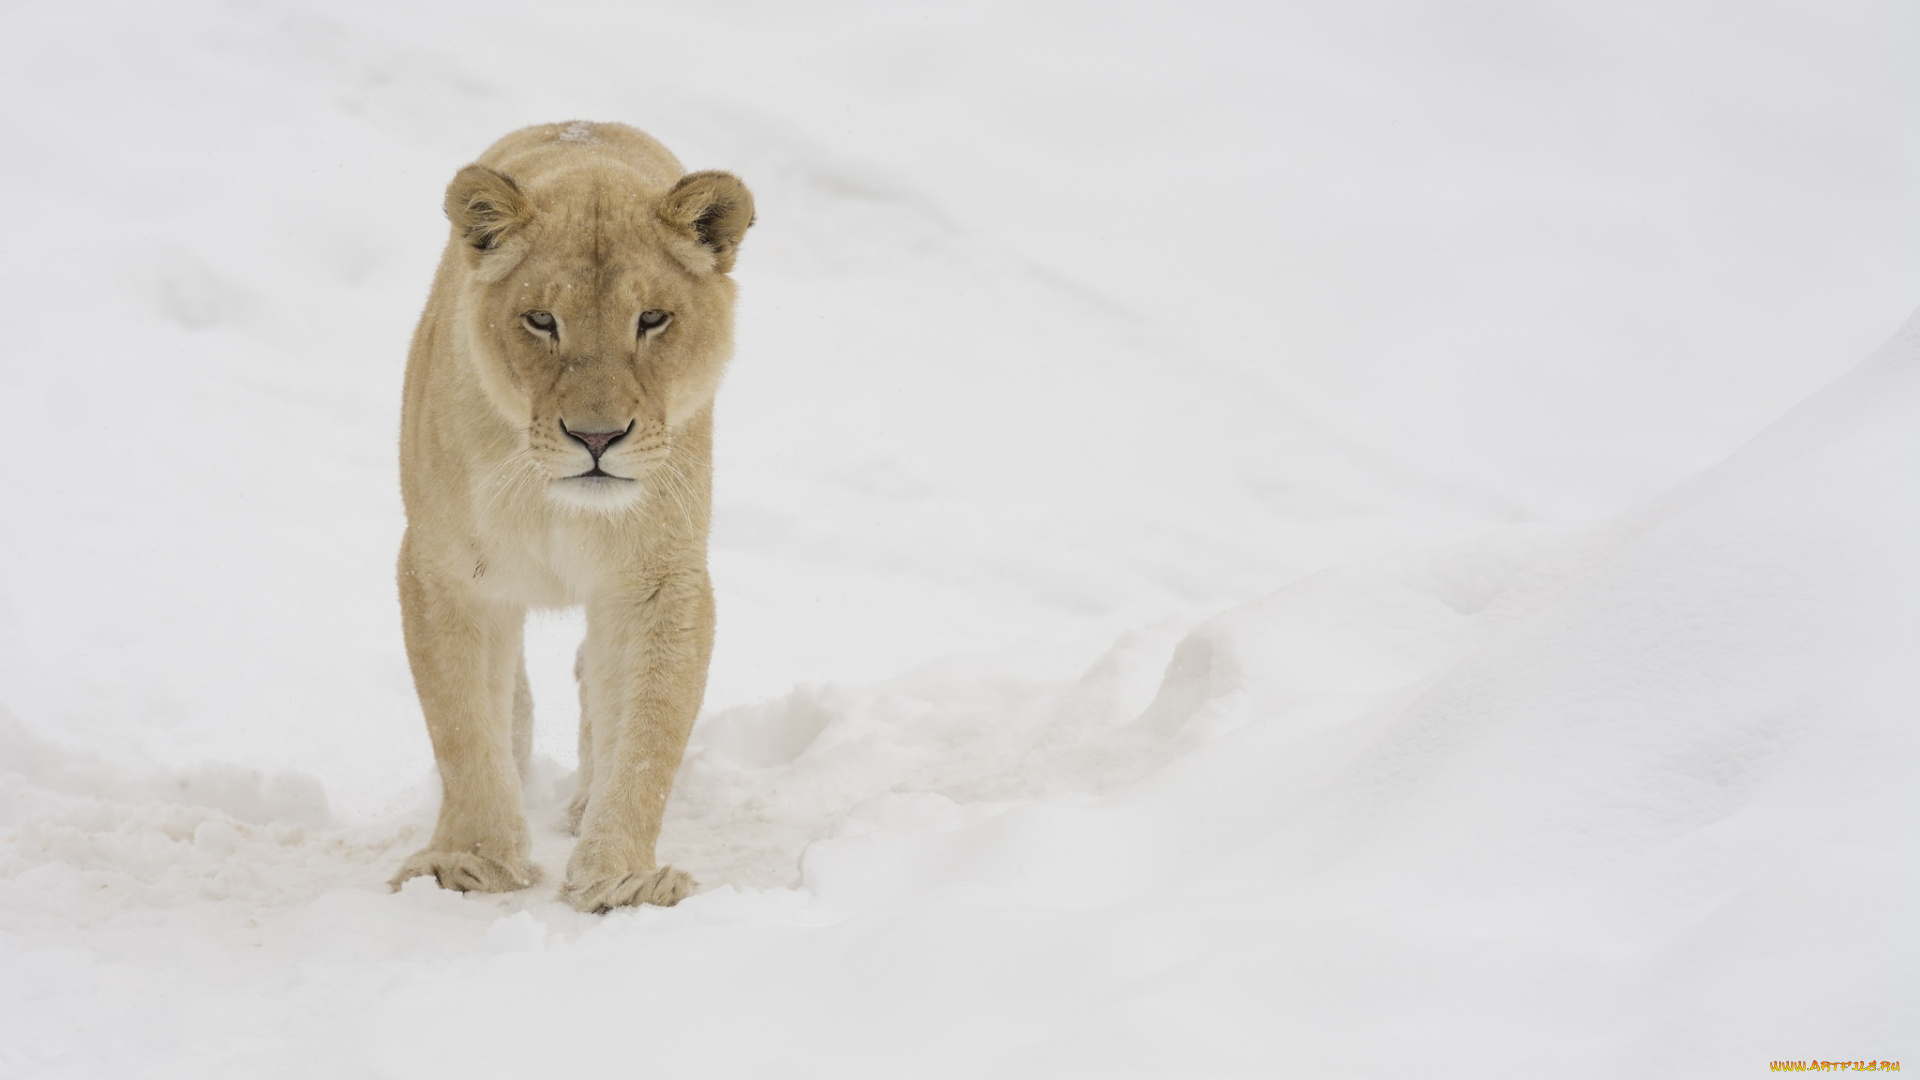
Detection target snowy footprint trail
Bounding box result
[4,315,1914,1078]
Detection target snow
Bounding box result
[2,0,1917,1076]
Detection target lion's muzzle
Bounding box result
[561,419,636,479]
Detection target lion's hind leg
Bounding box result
[512,650,534,781]
[565,643,594,836]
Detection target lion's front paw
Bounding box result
[389,847,540,894]
[563,863,696,913]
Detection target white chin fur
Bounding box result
[547,476,646,513]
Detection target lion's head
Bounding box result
[442,140,752,512]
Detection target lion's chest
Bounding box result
[468,512,623,609]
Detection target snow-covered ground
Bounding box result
[2,1,1916,1076]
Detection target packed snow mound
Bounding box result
[5,313,1915,1077]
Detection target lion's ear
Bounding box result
[657,171,754,274]
[444,164,533,281]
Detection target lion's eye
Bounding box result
[637,310,672,336]
[523,311,557,336]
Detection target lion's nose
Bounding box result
[561,420,633,460]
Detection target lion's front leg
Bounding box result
[390,543,537,894]
[563,572,713,912]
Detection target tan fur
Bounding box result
[389,121,752,912]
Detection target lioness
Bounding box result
[390,121,752,911]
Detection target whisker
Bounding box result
[478,447,543,518]
[656,458,700,538]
